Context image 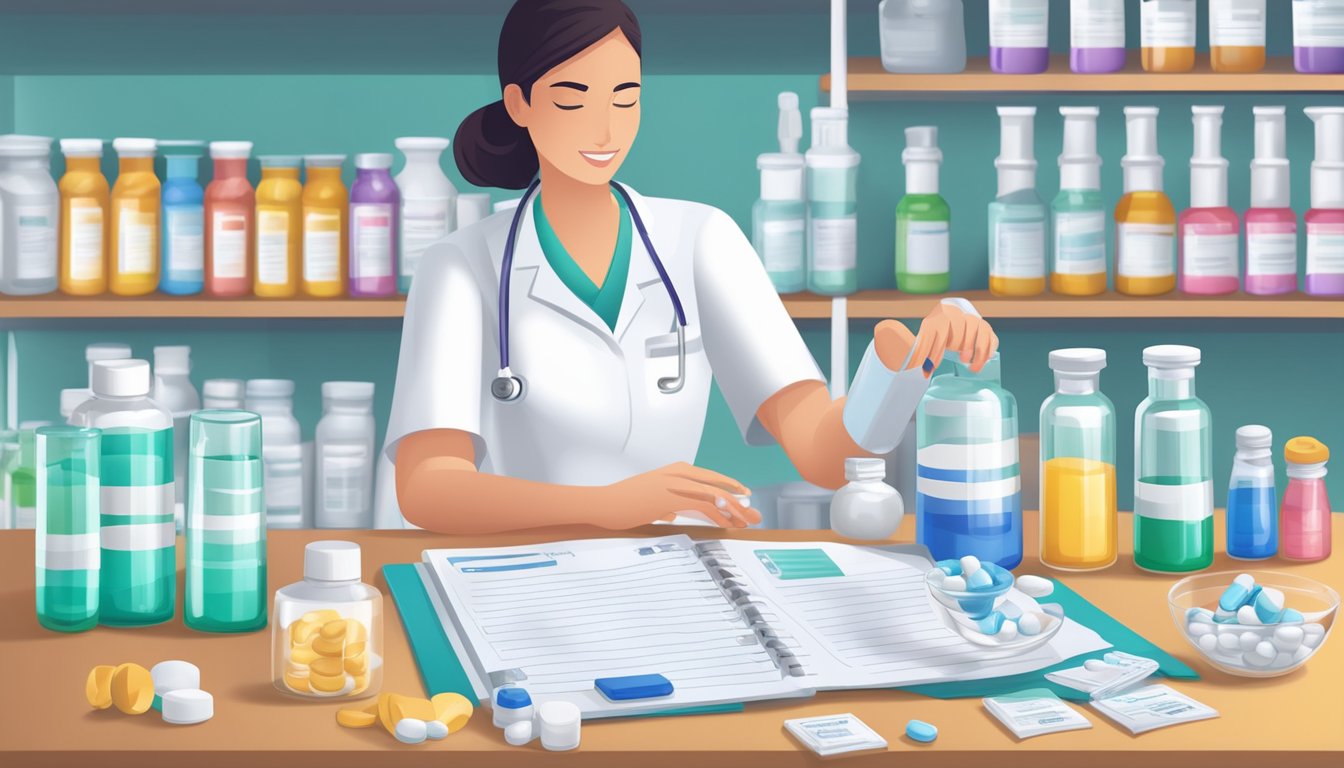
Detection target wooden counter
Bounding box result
[2,512,1341,767]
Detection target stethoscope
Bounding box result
[490,179,688,402]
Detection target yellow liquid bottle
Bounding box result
[1140,0,1197,73]
[255,156,303,298]
[108,138,160,296]
[301,155,348,298]
[1115,108,1176,296]
[57,139,109,296]
[1209,0,1266,73]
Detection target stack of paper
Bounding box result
[784,713,887,756]
[983,688,1092,739]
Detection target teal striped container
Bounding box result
[99,427,176,626]
[186,410,267,632]
[36,426,102,632]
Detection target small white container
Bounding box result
[830,458,904,540]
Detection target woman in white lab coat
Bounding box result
[388,0,997,533]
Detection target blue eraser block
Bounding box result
[595,674,674,701]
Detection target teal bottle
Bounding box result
[35,426,102,632]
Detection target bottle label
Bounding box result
[321,447,370,519]
[352,203,394,279]
[991,219,1046,278]
[99,427,175,553]
[264,463,303,511]
[117,206,156,275]
[761,218,805,274]
[1182,229,1239,278]
[1307,221,1344,276]
[1294,0,1344,48]
[39,533,101,572]
[1247,221,1298,277]
[1118,222,1175,278]
[400,197,452,280]
[1141,0,1197,48]
[989,0,1050,48]
[256,209,291,286]
[903,220,950,275]
[303,209,341,283]
[810,216,857,272]
[1135,480,1214,522]
[68,198,105,281]
[211,212,248,279]
[1072,0,1126,49]
[1211,0,1267,47]
[1053,211,1106,275]
[166,206,204,272]
[16,204,57,281]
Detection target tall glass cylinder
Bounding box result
[186,410,267,632]
[36,426,101,632]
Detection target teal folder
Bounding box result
[383,566,1196,714]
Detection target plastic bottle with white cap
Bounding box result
[65,342,133,415]
[538,700,581,751]
[204,141,254,298]
[896,126,950,295]
[830,458,904,540]
[350,153,399,298]
[246,379,305,528]
[1115,107,1176,296]
[753,93,806,294]
[394,137,456,294]
[314,381,376,529]
[878,0,967,74]
[0,134,58,296]
[301,155,348,298]
[109,138,160,296]
[805,107,860,296]
[152,345,200,531]
[1294,0,1344,74]
[1226,424,1277,561]
[70,359,177,625]
[1244,107,1299,296]
[1209,0,1267,74]
[1305,107,1344,296]
[1179,106,1240,296]
[1052,107,1107,296]
[57,138,110,296]
[201,379,245,410]
[1070,0,1127,74]
[989,106,1046,297]
[989,0,1050,74]
[158,140,206,296]
[1140,0,1197,73]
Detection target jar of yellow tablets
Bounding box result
[273,541,383,700]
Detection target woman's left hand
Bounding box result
[873,302,998,377]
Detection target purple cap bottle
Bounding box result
[349,153,399,298]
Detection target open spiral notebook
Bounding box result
[415,536,1109,718]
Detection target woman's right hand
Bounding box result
[598,462,759,530]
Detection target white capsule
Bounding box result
[1000,602,1024,621]
[426,719,449,740]
[505,720,535,746]
[1253,641,1276,660]
[1236,605,1262,625]
[959,556,981,579]
[1041,603,1065,619]
[1015,575,1054,598]
[1303,624,1326,648]
[1238,632,1261,653]
[929,569,946,585]
[395,718,428,745]
[1292,646,1312,663]
[1242,649,1272,668]
[1272,625,1305,652]
[1272,652,1296,668]
[1197,634,1218,653]
[1216,632,1241,652]
[996,620,1019,641]
[1233,573,1256,590]
[967,568,994,591]
[1018,612,1043,636]
[942,575,967,592]
[1188,622,1214,637]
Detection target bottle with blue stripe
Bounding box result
[916,351,1023,569]
[1226,424,1277,560]
[70,359,176,627]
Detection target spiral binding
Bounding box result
[693,541,806,678]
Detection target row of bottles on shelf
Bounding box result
[751,94,1344,298]
[909,343,1331,574]
[0,135,496,299]
[880,0,1344,75]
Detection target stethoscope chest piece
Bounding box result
[491,370,525,402]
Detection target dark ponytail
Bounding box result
[454,0,642,190]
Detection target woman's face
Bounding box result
[503,29,641,186]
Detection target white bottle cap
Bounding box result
[806,107,860,168]
[209,141,253,159]
[1236,424,1273,451]
[844,457,887,482]
[777,91,802,155]
[902,126,942,195]
[996,107,1038,197]
[60,388,89,420]
[202,378,245,402]
[258,155,302,169]
[1251,107,1290,209]
[322,381,375,401]
[538,700,581,752]
[113,138,157,157]
[304,540,362,582]
[92,359,151,398]
[757,153,805,201]
[304,154,346,168]
[153,345,191,375]
[395,137,450,152]
[1058,107,1102,191]
[269,443,303,463]
[1048,347,1107,374]
[355,153,394,170]
[162,689,213,725]
[151,660,201,700]
[1190,106,1228,209]
[246,378,295,398]
[1122,107,1164,193]
[1143,344,1201,369]
[1306,107,1344,209]
[86,342,132,363]
[0,135,52,158]
[60,138,103,158]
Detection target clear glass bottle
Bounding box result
[315,382,376,530]
[186,410,266,632]
[879,0,967,74]
[754,154,807,294]
[153,345,199,533]
[58,138,110,296]
[806,108,860,296]
[0,134,59,296]
[273,540,382,699]
[36,426,101,632]
[1133,345,1212,574]
[245,379,304,529]
[830,457,904,540]
[1040,349,1116,571]
[158,141,206,296]
[11,421,48,529]
[395,137,456,295]
[916,352,1023,569]
[990,107,1047,296]
[1226,425,1277,561]
[1281,436,1331,562]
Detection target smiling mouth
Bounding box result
[579,150,619,166]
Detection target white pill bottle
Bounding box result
[830,458,904,540]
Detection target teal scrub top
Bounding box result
[532,191,632,332]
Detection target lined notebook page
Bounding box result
[424,536,805,717]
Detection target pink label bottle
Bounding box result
[1306,107,1344,296]
[1245,107,1298,295]
[1180,107,1240,295]
[1282,437,1331,562]
[348,153,399,298]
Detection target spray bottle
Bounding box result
[989,107,1046,297]
[1244,107,1297,296]
[1305,107,1344,296]
[806,107,861,296]
[1179,106,1240,296]
[1115,107,1176,296]
[753,92,807,294]
[896,126,950,294]
[1052,107,1107,296]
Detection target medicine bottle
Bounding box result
[1295,0,1344,74]
[1179,107,1240,296]
[395,137,456,294]
[255,155,303,298]
[35,425,102,633]
[878,0,967,74]
[109,138,160,296]
[0,134,59,296]
[1304,107,1344,297]
[1116,107,1176,296]
[204,141,254,298]
[314,382,376,530]
[1140,0,1196,73]
[1209,0,1266,74]
[301,155,349,298]
[1070,0,1126,74]
[1281,437,1331,562]
[11,420,48,529]
[1244,107,1298,296]
[349,153,399,298]
[896,126,950,294]
[245,379,304,529]
[1226,425,1277,561]
[830,458,904,541]
[989,107,1047,297]
[57,138,110,296]
[1052,107,1107,296]
[805,107,860,296]
[273,540,383,700]
[158,141,206,296]
[989,0,1050,75]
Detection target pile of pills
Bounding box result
[928,556,1061,644]
[284,610,370,696]
[1183,573,1328,672]
[336,691,473,745]
[492,686,582,751]
[86,660,213,725]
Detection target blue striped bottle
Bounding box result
[916,352,1023,569]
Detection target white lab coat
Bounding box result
[383,187,823,524]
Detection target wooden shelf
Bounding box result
[823,55,1344,95]
[781,291,1344,320]
[0,296,406,319]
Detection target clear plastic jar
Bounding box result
[273,540,382,700]
[830,458,904,540]
[879,0,967,74]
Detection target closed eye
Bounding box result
[614,100,638,109]
[553,102,583,111]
